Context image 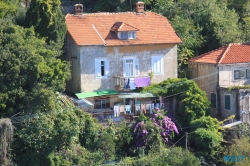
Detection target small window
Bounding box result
[234,69,246,80]
[246,69,250,79]
[95,98,110,109]
[151,56,163,75]
[95,59,109,78]
[211,93,216,108]
[118,31,136,40]
[128,32,136,39]
[101,61,105,76]
[224,95,231,110]
[123,58,139,77]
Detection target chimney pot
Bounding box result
[74,4,83,15]
[136,2,145,13]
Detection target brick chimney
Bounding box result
[74,4,83,15]
[136,2,145,13]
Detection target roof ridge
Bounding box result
[189,45,227,61]
[119,22,139,31]
[148,11,169,19]
[218,44,231,64]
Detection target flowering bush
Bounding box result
[134,121,148,147]
[152,108,179,142]
[133,108,179,147]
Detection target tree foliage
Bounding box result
[12,104,105,165]
[0,19,70,117]
[24,0,66,45]
[0,0,22,18]
[143,78,210,125]
[223,137,250,165]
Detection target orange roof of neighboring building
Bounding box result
[65,12,182,46]
[189,43,250,64]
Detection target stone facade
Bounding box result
[189,62,250,119]
[65,31,178,93]
[189,62,218,117]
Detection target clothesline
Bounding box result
[113,103,164,117]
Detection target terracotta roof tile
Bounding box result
[111,22,139,32]
[66,12,182,46]
[189,43,250,64]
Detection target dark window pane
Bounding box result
[211,93,216,108]
[234,70,240,79]
[101,61,105,76]
[225,95,231,110]
[246,69,250,79]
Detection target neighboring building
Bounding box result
[64,2,181,120]
[188,43,250,122]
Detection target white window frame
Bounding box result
[118,31,136,40]
[151,55,164,75]
[224,94,231,111]
[95,58,109,78]
[123,57,139,77]
[234,68,250,80]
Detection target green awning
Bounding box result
[118,93,155,98]
[76,90,118,99]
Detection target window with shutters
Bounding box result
[151,55,163,75]
[211,93,217,108]
[234,69,250,80]
[95,58,109,78]
[224,94,231,110]
[123,57,139,77]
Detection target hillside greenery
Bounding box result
[0,0,249,165]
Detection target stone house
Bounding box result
[64,2,182,119]
[188,43,250,122]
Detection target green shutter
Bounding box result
[225,95,231,110]
[211,93,216,108]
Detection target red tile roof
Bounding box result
[110,22,139,32]
[65,12,182,46]
[189,43,250,64]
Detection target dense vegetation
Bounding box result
[0,0,250,165]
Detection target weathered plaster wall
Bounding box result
[219,63,250,88]
[219,88,238,118]
[65,33,81,93]
[77,44,178,92]
[188,62,218,117]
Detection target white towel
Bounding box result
[114,105,120,117]
[151,103,154,114]
[129,78,136,90]
[125,105,131,114]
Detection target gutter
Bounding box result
[92,24,106,46]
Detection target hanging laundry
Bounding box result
[119,105,124,112]
[151,103,154,114]
[125,105,131,114]
[124,78,127,88]
[141,104,147,114]
[126,78,130,89]
[114,105,120,117]
[129,78,136,90]
[155,103,160,109]
[134,76,150,87]
[146,104,151,113]
[135,104,140,115]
